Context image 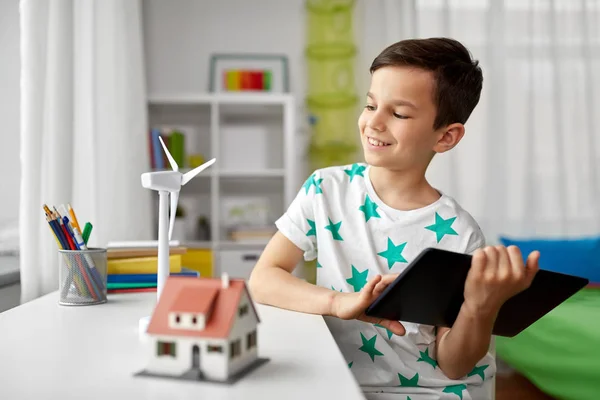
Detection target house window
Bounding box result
[229,339,241,359]
[157,341,176,357]
[207,345,223,353]
[246,330,257,350]
[239,304,249,317]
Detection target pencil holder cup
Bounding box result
[58,248,108,306]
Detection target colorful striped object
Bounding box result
[223,69,272,91]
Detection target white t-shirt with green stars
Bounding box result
[275,163,495,400]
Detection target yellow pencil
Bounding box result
[45,214,62,249]
[67,204,81,232]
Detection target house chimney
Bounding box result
[222,272,230,289]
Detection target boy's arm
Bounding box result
[248,231,406,335]
[248,231,338,316]
[435,246,540,380]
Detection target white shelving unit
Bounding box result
[147,92,298,280]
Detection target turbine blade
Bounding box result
[182,158,216,185]
[169,191,179,241]
[159,135,179,172]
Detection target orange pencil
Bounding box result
[67,204,81,232]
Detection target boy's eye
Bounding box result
[365,104,376,111]
[393,113,408,119]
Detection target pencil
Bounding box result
[45,214,63,249]
[67,204,81,232]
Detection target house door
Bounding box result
[192,345,200,369]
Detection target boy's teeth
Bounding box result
[368,137,389,147]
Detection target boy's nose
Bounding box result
[367,114,386,133]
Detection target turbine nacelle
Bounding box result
[141,170,182,192]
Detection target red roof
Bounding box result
[171,286,218,314]
[146,276,259,339]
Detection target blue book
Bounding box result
[107,268,198,284]
[151,128,164,169]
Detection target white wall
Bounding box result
[0,0,21,226]
[142,0,306,101]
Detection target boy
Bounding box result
[248,38,540,399]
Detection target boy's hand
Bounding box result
[463,245,540,319]
[331,274,406,336]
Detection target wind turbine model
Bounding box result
[141,136,216,301]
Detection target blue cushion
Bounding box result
[499,235,600,284]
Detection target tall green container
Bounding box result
[305,0,359,171]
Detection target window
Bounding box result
[229,339,242,359]
[207,345,223,353]
[246,330,257,350]
[175,314,181,324]
[239,304,249,317]
[157,341,176,357]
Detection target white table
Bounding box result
[0,291,365,400]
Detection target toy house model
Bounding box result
[138,274,268,383]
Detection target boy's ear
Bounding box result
[432,123,465,153]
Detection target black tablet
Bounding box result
[365,247,589,337]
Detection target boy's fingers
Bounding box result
[380,273,399,285]
[495,246,510,280]
[507,245,525,280]
[378,319,406,336]
[373,280,388,296]
[359,275,381,300]
[359,315,405,336]
[470,249,486,278]
[525,251,540,284]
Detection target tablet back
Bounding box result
[365,247,589,337]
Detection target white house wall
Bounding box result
[146,334,228,380]
[225,289,261,377]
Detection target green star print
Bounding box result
[359,332,384,362]
[346,265,369,292]
[348,361,353,368]
[374,324,393,339]
[425,212,458,242]
[359,195,381,222]
[397,372,419,387]
[306,219,316,237]
[443,384,467,399]
[344,163,366,182]
[302,173,323,194]
[377,238,408,269]
[324,218,343,241]
[417,347,438,369]
[468,364,489,381]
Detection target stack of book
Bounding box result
[106,242,198,294]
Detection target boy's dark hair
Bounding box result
[370,37,483,130]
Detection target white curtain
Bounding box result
[359,0,600,243]
[20,0,152,303]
